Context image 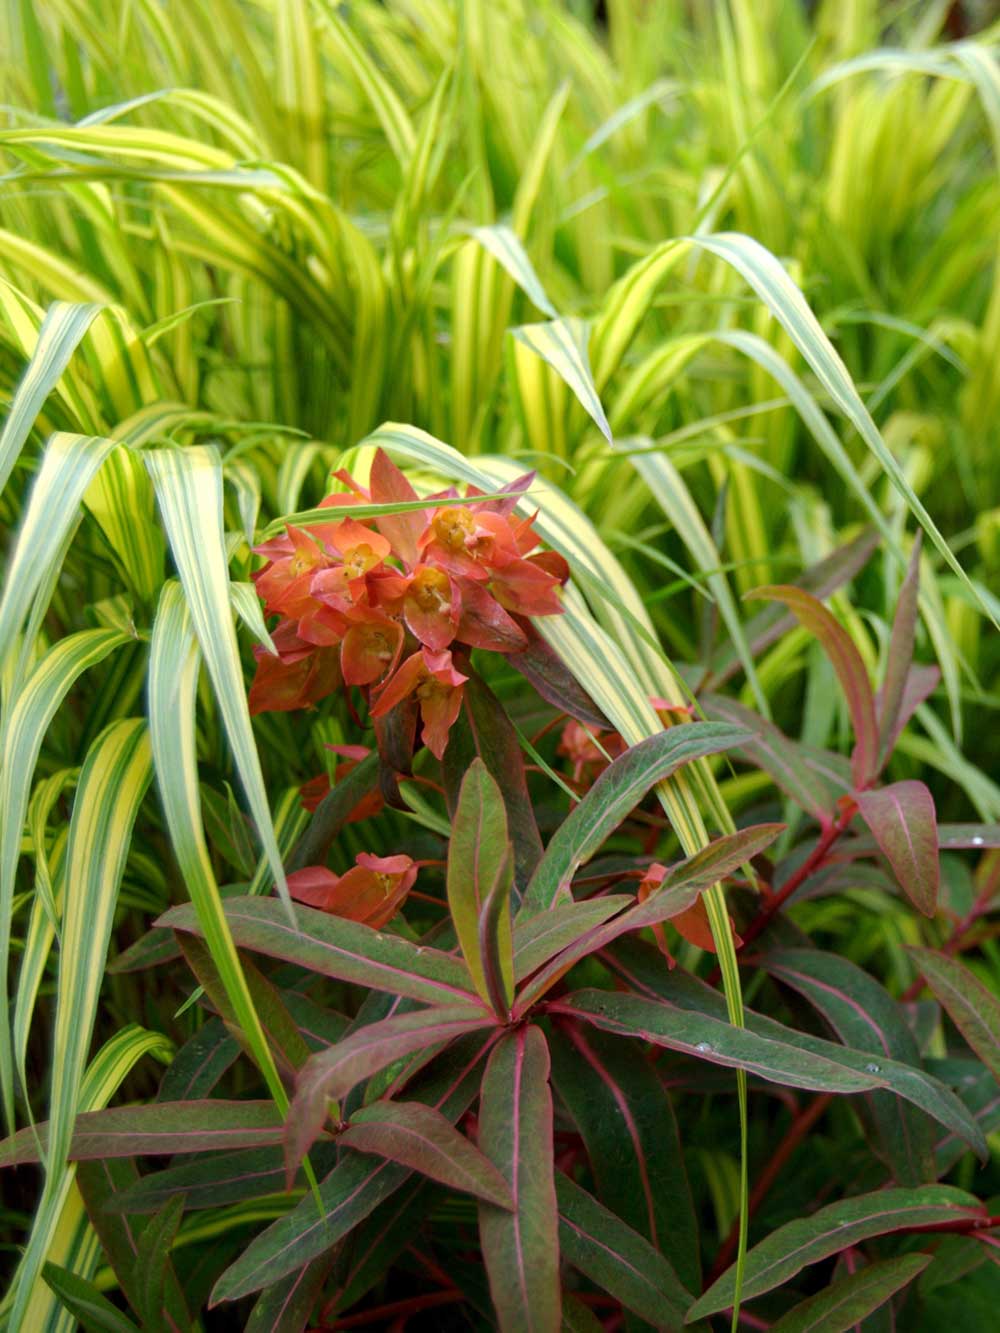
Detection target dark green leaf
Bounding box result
[134,1195,185,1333]
[771,1252,930,1331]
[245,1251,335,1333]
[519,722,750,917]
[910,948,1000,1083]
[41,1263,139,1333]
[688,1185,983,1318]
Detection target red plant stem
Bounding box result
[319,1290,463,1329]
[706,803,856,985]
[708,1092,834,1282]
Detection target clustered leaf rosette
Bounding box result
[248,448,567,760]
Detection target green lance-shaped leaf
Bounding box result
[0,1101,285,1166]
[856,780,939,917]
[285,1006,494,1179]
[744,584,878,789]
[212,1035,492,1302]
[246,1251,335,1333]
[477,1026,561,1333]
[688,1184,983,1319]
[0,299,102,496]
[550,989,891,1096]
[550,1024,700,1292]
[556,1172,703,1332]
[159,896,479,1006]
[111,1146,289,1215]
[132,1195,186,1333]
[515,824,785,1014]
[910,948,1000,1084]
[41,1263,140,1333]
[448,758,516,1012]
[514,897,634,983]
[340,1101,513,1209]
[759,949,937,1184]
[519,721,751,918]
[76,1156,190,1332]
[769,1252,931,1333]
[146,444,292,915]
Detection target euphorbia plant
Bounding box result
[6,494,1000,1332]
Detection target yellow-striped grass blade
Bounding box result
[0,433,119,672]
[0,301,102,496]
[149,581,290,1118]
[5,1024,172,1331]
[0,629,129,1131]
[145,445,292,916]
[6,719,152,1332]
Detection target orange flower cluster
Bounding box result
[249,449,568,759]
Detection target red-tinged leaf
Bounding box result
[555,1172,702,1331]
[76,1158,191,1331]
[442,668,543,894]
[212,1035,492,1302]
[856,780,939,916]
[246,1251,335,1333]
[520,722,752,918]
[111,1146,290,1214]
[769,1252,931,1333]
[108,926,180,974]
[842,821,1000,858]
[909,948,1000,1084]
[158,896,479,1006]
[758,949,944,1183]
[878,534,923,765]
[0,1101,284,1166]
[330,1178,432,1313]
[687,1185,983,1319]
[549,989,891,1097]
[285,1005,494,1179]
[882,662,940,756]
[702,694,838,823]
[514,824,784,1013]
[340,1100,513,1209]
[708,527,879,688]
[513,897,633,982]
[603,938,987,1160]
[508,630,610,729]
[549,1024,700,1291]
[478,1026,561,1333]
[447,758,515,1013]
[744,584,878,788]
[479,846,516,1018]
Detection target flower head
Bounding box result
[287,852,417,928]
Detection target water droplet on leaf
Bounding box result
[695,1041,713,1054]
[864,1062,881,1074]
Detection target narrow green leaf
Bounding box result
[41,1264,139,1333]
[511,318,612,443]
[770,1253,931,1333]
[447,758,515,1010]
[519,722,751,917]
[910,948,1000,1084]
[688,1185,981,1319]
[879,535,923,763]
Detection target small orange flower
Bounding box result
[287,852,417,928]
[370,647,468,760]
